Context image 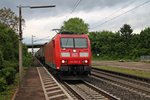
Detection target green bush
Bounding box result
[3,61,18,72]
[23,55,32,67]
[0,61,17,92]
[0,50,4,69]
[0,77,7,92]
[22,45,32,67]
[0,61,17,86]
[0,14,31,94]
[1,67,16,85]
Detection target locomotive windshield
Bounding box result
[61,38,87,48]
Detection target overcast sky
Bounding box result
[1,0,150,45]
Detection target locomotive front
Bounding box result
[58,34,91,75]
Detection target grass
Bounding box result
[92,55,142,62]
[93,66,150,78]
[0,85,18,100]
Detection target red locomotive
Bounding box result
[36,33,91,77]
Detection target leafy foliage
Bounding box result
[1,67,16,85]
[61,17,89,34]
[0,22,31,92]
[0,23,18,92]
[23,45,32,67]
[0,23,19,61]
[0,50,4,69]
[0,8,31,96]
[0,7,25,32]
[0,77,6,91]
[140,27,150,49]
[89,24,150,60]
[120,24,133,39]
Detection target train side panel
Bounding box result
[45,37,61,69]
[35,45,45,63]
[45,40,55,69]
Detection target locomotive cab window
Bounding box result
[61,38,74,48]
[74,38,87,48]
[60,38,87,48]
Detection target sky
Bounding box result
[0,0,150,46]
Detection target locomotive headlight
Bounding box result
[62,60,65,63]
[73,49,76,52]
[84,60,88,63]
[82,60,88,64]
[61,60,67,64]
[80,52,89,57]
[61,52,70,57]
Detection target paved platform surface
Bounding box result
[15,67,45,100]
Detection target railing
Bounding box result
[140,56,150,62]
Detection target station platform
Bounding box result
[15,67,45,100]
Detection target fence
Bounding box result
[140,56,150,62]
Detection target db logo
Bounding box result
[72,53,78,57]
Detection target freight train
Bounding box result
[35,32,92,78]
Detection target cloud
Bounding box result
[0,0,131,18]
[23,15,66,44]
[1,0,150,45]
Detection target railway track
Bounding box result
[37,59,120,100]
[84,68,150,100]
[37,67,73,100]
[36,58,150,100]
[62,80,119,100]
[92,67,150,82]
[91,68,150,96]
[37,66,119,100]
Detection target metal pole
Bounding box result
[17,4,55,82]
[30,5,56,8]
[32,35,34,57]
[18,6,23,85]
[32,35,34,66]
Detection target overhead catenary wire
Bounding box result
[90,0,137,27]
[70,0,82,14]
[106,0,137,19]
[58,0,82,31]
[64,0,82,21]
[58,0,82,32]
[34,36,50,42]
[90,0,150,30]
[95,0,137,32]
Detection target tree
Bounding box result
[61,17,89,34]
[0,23,19,61]
[139,27,150,55]
[119,24,133,55]
[89,31,117,58]
[0,7,25,32]
[140,27,150,49]
[89,32,98,54]
[0,22,32,92]
[120,24,133,40]
[0,50,4,70]
[0,7,31,92]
